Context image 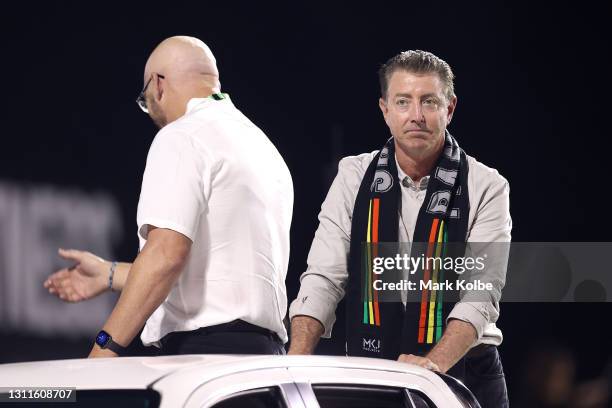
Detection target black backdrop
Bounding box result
[1,0,610,402]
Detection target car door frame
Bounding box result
[182,367,307,408]
[286,366,465,408]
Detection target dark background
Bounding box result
[1,0,610,403]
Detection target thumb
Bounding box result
[58,248,84,263]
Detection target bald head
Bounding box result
[142,36,221,128]
[145,36,220,91]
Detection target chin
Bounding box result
[396,137,431,152]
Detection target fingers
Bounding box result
[44,271,65,297]
[43,269,83,302]
[44,269,68,291]
[398,354,440,372]
[424,360,440,372]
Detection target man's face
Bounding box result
[379,70,456,157]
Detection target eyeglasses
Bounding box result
[136,74,165,113]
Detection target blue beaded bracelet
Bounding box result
[109,261,117,292]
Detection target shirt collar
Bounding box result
[186,93,230,114]
[395,154,429,191]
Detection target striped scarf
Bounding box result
[345,132,470,359]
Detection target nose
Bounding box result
[406,101,425,125]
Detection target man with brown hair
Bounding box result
[288,50,511,407]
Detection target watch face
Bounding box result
[96,331,111,348]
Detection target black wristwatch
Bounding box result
[95,330,128,356]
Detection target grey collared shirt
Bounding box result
[289,151,512,347]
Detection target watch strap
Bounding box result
[104,338,128,355]
[96,330,128,356]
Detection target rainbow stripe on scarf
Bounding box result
[363,198,381,326]
[362,211,448,344]
[418,218,447,344]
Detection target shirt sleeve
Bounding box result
[289,156,367,338]
[447,175,512,340]
[136,128,212,243]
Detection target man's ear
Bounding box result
[446,95,457,124]
[379,97,389,125]
[154,73,164,101]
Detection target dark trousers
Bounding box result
[452,345,509,408]
[158,320,286,356]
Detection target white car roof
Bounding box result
[0,355,210,389]
[0,354,444,390]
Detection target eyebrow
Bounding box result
[393,93,440,99]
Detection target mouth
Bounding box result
[403,129,431,137]
[404,129,431,134]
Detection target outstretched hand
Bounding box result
[44,248,110,302]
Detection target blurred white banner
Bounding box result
[0,182,122,337]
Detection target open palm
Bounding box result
[44,249,109,302]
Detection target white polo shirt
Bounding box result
[137,95,293,347]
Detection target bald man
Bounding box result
[44,36,293,357]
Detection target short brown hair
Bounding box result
[378,50,455,101]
